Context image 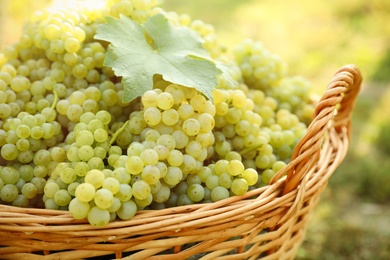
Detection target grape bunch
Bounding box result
[0,0,315,226]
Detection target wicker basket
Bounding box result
[0,64,362,260]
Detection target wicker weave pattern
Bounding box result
[0,65,362,260]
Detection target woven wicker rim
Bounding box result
[0,64,362,259]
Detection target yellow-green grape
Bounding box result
[75,182,95,202]
[54,189,72,206]
[115,184,133,202]
[69,197,90,219]
[88,206,110,227]
[210,186,229,202]
[94,188,114,210]
[132,180,151,200]
[231,178,249,196]
[116,200,137,220]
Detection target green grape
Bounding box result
[115,184,132,202]
[255,154,271,169]
[167,149,184,167]
[84,169,105,189]
[139,148,159,166]
[116,200,137,220]
[205,174,219,190]
[197,113,215,133]
[69,198,90,219]
[132,180,151,200]
[156,134,176,151]
[0,184,19,202]
[182,118,200,136]
[93,128,108,143]
[19,165,34,182]
[218,173,232,189]
[0,103,11,119]
[60,167,77,184]
[185,141,202,158]
[15,125,30,139]
[231,178,248,196]
[176,194,194,206]
[108,197,121,213]
[50,146,67,162]
[1,166,20,184]
[102,177,120,194]
[235,120,252,137]
[152,183,170,203]
[74,161,89,177]
[15,178,26,192]
[198,166,212,183]
[214,160,228,176]
[154,144,169,161]
[178,103,195,120]
[156,162,168,178]
[30,177,46,194]
[187,184,204,202]
[12,194,29,208]
[143,107,161,126]
[141,165,160,185]
[21,183,38,199]
[30,126,43,139]
[94,146,107,159]
[125,155,144,175]
[180,154,197,174]
[44,24,61,41]
[64,37,81,53]
[88,206,110,227]
[10,76,31,93]
[112,167,131,184]
[171,130,189,149]
[226,160,245,176]
[186,174,201,185]
[45,198,59,210]
[76,130,95,146]
[272,160,287,173]
[210,186,229,202]
[232,90,247,108]
[157,92,174,110]
[75,183,95,202]
[173,181,189,195]
[164,166,183,186]
[261,169,275,185]
[87,157,104,170]
[242,168,259,186]
[94,188,114,210]
[1,143,19,161]
[214,140,231,158]
[67,104,84,122]
[225,151,242,161]
[54,189,72,207]
[78,145,94,161]
[129,115,147,135]
[67,182,80,197]
[134,193,153,208]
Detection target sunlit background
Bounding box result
[1,0,390,258]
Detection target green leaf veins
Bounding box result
[95,13,222,103]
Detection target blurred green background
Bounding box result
[1,0,390,259]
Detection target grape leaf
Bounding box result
[95,14,222,103]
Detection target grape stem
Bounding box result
[51,90,59,110]
[238,143,263,156]
[109,119,130,145]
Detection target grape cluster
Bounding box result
[0,0,315,226]
[233,39,315,125]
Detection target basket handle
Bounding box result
[270,64,362,194]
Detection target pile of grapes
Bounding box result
[0,0,315,227]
